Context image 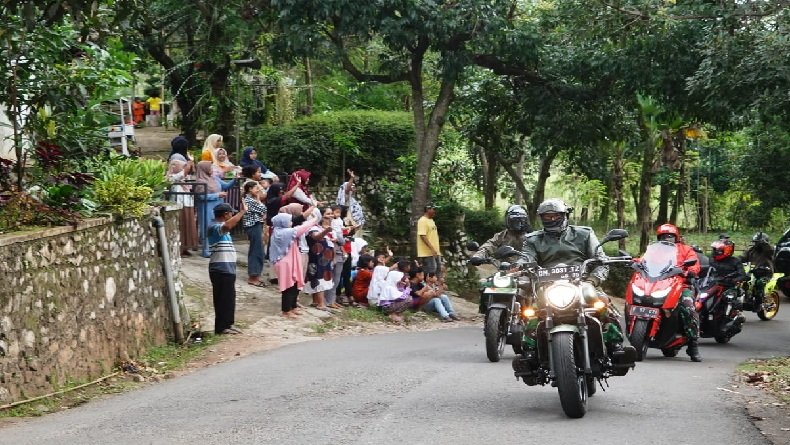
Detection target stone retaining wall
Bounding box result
[0,207,183,404]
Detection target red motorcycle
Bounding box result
[624,241,698,361]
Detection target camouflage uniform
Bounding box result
[472,229,530,313]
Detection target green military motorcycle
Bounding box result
[507,229,636,418]
[467,241,528,362]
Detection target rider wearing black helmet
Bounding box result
[740,232,774,306]
[469,205,533,312]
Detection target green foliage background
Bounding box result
[249,111,415,182]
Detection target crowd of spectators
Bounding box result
[166,134,459,334]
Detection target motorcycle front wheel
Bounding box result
[629,318,650,361]
[552,331,587,418]
[485,308,506,362]
[757,291,780,320]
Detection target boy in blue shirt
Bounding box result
[208,201,247,334]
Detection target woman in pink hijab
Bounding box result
[285,169,319,210]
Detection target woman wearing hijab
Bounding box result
[167,136,197,256]
[377,271,412,323]
[279,203,315,278]
[239,146,273,175]
[195,160,235,252]
[214,148,239,177]
[285,169,319,210]
[304,207,337,311]
[200,133,223,162]
[264,182,298,283]
[270,212,319,318]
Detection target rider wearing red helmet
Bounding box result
[710,239,749,288]
[656,223,702,362]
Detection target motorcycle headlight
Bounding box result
[650,288,671,299]
[546,283,578,309]
[492,274,514,288]
[631,283,645,297]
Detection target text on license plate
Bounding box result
[629,306,660,319]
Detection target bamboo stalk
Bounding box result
[0,371,121,411]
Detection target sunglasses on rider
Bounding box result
[541,213,564,222]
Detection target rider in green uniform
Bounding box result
[520,199,625,354]
[469,205,533,312]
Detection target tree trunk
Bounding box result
[144,42,201,147]
[670,138,686,225]
[211,62,235,152]
[408,65,457,252]
[8,56,23,188]
[656,181,670,224]
[514,152,525,205]
[531,147,560,224]
[637,138,657,254]
[303,56,314,116]
[499,155,531,214]
[483,147,497,210]
[612,142,627,250]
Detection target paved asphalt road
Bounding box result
[1,307,789,445]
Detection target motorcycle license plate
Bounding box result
[630,306,660,319]
[537,265,582,281]
[484,287,516,294]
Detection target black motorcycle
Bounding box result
[467,242,527,362]
[696,267,746,343]
[506,229,636,418]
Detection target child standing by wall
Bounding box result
[208,201,247,334]
[242,180,267,287]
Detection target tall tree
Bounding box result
[121,0,273,147]
[272,0,548,241]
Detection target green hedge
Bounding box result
[249,111,415,181]
[463,208,504,244]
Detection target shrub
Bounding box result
[463,208,504,244]
[0,191,79,232]
[249,111,414,181]
[93,175,153,218]
[97,157,168,199]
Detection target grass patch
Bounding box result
[738,356,790,404]
[0,336,224,419]
[139,335,221,373]
[342,307,389,323]
[308,307,432,334]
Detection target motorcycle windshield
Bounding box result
[641,242,678,279]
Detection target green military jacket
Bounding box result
[471,229,530,261]
[521,225,608,281]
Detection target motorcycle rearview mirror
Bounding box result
[601,228,629,244]
[466,241,480,252]
[499,261,512,271]
[682,259,698,268]
[493,245,516,259]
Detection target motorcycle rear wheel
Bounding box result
[629,319,650,361]
[552,332,587,418]
[485,308,506,362]
[757,291,780,321]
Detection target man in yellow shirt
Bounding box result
[146,95,162,127]
[417,203,442,278]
